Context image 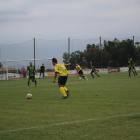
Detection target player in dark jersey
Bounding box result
[128,58,136,77]
[40,64,45,78]
[27,62,38,88]
[130,58,137,76]
[90,61,100,78]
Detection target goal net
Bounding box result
[0,58,52,80]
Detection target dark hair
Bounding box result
[52,58,57,63]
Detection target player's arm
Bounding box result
[53,65,59,83]
[53,72,58,83]
[26,67,29,75]
[34,68,38,75]
[65,63,71,66]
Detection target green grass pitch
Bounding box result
[0,72,140,140]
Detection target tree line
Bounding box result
[63,38,140,69]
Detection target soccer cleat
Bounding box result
[61,96,67,99]
[129,75,131,77]
[66,89,70,97]
[35,85,38,87]
[79,78,82,80]
[27,86,29,88]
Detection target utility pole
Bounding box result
[133,36,134,47]
[100,36,102,68]
[34,38,35,68]
[68,38,70,70]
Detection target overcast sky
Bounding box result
[0,0,140,44]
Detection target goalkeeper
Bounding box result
[27,62,38,88]
[90,61,100,78]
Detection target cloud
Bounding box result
[0,0,140,44]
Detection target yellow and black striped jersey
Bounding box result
[54,63,68,76]
[76,65,82,72]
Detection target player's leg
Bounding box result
[77,73,82,80]
[132,67,135,76]
[28,76,31,87]
[58,77,67,99]
[34,76,38,87]
[80,74,85,80]
[83,74,88,80]
[90,70,94,78]
[63,76,70,97]
[81,70,88,80]
[133,66,137,75]
[79,71,85,80]
[129,67,131,76]
[95,70,100,77]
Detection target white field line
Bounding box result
[0,113,140,134]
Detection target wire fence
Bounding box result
[0,36,140,70]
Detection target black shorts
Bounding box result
[129,67,132,71]
[28,76,35,80]
[58,76,68,85]
[78,70,83,75]
[91,69,96,73]
[40,71,44,73]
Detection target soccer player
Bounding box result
[75,63,88,80]
[27,62,38,88]
[76,70,82,80]
[131,58,137,76]
[52,58,71,99]
[90,61,100,78]
[40,64,45,78]
[128,58,135,77]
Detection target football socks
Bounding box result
[91,74,94,78]
[28,81,30,86]
[63,87,68,92]
[35,80,37,86]
[60,87,67,97]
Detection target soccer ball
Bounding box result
[26,93,32,99]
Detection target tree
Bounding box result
[84,45,111,68]
[70,50,86,69]
[62,52,69,64]
[62,50,86,70]
[104,38,135,67]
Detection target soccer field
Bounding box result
[0,72,140,140]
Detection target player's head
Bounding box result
[52,58,57,66]
[75,62,78,66]
[90,61,92,64]
[30,62,32,66]
[130,58,132,61]
[42,64,44,66]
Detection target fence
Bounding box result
[0,36,140,71]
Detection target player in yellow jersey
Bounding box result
[75,63,88,80]
[52,58,71,99]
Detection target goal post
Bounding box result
[5,58,52,80]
